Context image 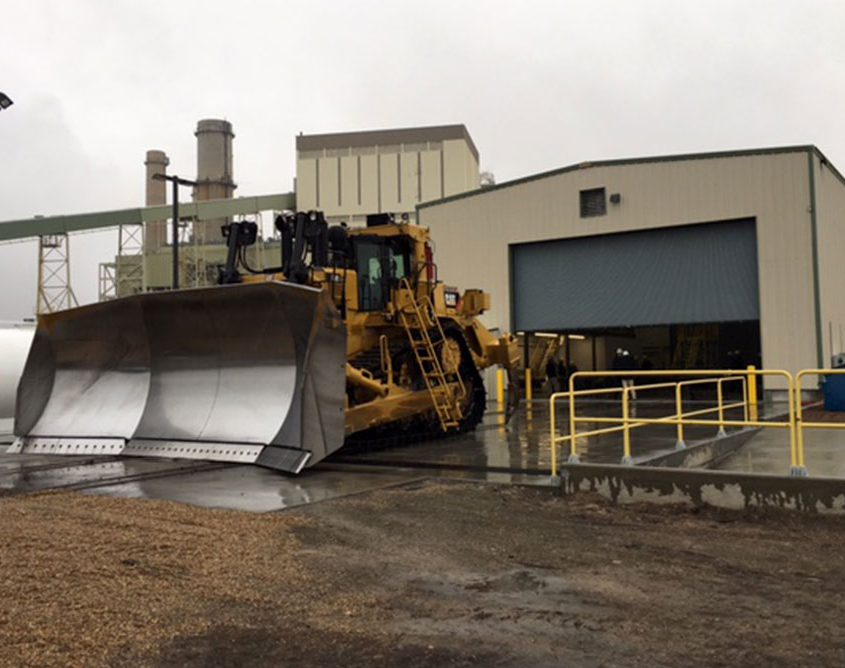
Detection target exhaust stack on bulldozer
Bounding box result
[11,212,518,473]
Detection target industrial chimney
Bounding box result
[144,149,169,251]
[194,119,236,243]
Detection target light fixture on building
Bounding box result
[0,92,13,110]
[534,332,587,340]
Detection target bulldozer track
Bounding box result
[346,325,487,452]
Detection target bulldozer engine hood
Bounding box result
[10,281,346,474]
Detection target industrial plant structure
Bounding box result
[108,118,250,295]
[295,125,480,225]
[112,122,482,296]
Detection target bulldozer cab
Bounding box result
[351,234,414,312]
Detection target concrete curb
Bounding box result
[558,462,845,513]
[635,427,761,469]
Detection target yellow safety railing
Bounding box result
[675,376,748,446]
[550,368,798,478]
[794,369,845,476]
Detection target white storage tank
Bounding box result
[0,323,35,421]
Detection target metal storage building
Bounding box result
[417,146,845,391]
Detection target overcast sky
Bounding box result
[1,0,844,320]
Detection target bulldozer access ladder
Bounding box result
[396,279,466,431]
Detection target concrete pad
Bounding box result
[338,400,750,472]
[717,426,845,477]
[0,449,425,513]
[0,456,193,495]
[85,464,425,513]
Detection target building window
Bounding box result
[580,187,606,217]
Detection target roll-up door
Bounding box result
[511,219,758,331]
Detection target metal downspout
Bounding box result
[807,149,824,368]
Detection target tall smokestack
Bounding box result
[144,149,169,251]
[194,119,236,243]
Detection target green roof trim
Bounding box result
[418,144,844,211]
[0,193,296,242]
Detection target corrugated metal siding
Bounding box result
[418,151,815,387]
[512,219,758,331]
[295,138,477,220]
[814,154,845,363]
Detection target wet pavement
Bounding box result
[0,411,431,511]
[85,464,425,513]
[717,425,845,477]
[340,399,752,473]
[3,397,844,512]
[0,450,425,513]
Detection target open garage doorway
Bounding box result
[512,218,761,390]
[522,320,760,393]
[590,321,761,371]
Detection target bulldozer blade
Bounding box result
[10,281,346,474]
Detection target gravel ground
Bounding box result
[2,482,845,667]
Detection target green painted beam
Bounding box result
[0,193,297,242]
[139,193,296,224]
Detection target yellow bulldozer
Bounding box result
[11,211,519,473]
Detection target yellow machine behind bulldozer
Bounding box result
[11,212,519,473]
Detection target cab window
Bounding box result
[353,237,412,311]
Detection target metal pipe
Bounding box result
[570,369,785,379]
[550,391,559,477]
[742,377,749,423]
[346,363,388,397]
[800,421,845,428]
[621,386,633,465]
[675,382,685,449]
[523,332,530,374]
[496,368,505,412]
[554,404,757,453]
[789,374,800,473]
[568,375,578,462]
[747,365,758,421]
[152,173,198,290]
[525,368,533,403]
[573,404,754,426]
[172,178,179,289]
[577,416,789,429]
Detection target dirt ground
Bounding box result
[2,481,845,667]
